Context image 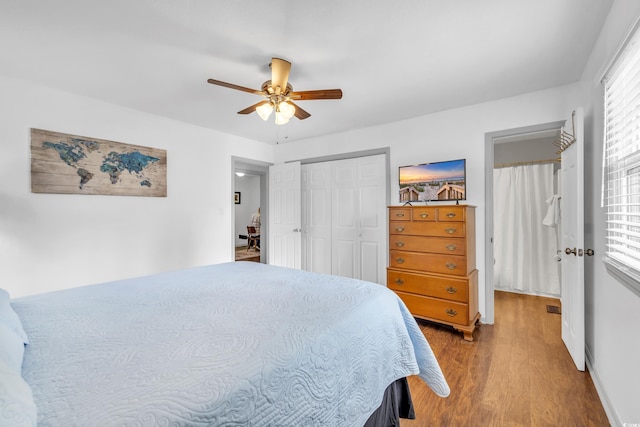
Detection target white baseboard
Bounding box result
[586,346,621,427]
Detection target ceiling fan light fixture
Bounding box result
[208,57,342,123]
[256,102,273,121]
[279,101,295,120]
[274,110,290,125]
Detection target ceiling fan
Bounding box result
[207,57,342,125]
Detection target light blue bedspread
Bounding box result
[13,262,449,426]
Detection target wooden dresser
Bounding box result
[387,205,480,341]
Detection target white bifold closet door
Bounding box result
[302,162,332,274]
[302,154,387,284]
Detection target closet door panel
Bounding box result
[269,162,301,269]
[302,163,332,274]
[359,186,380,228]
[335,187,356,227]
[332,159,359,278]
[308,236,331,274]
[356,155,387,284]
[335,240,356,279]
[360,240,380,283]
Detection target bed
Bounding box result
[1,262,449,426]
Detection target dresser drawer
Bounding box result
[389,250,468,275]
[389,208,412,221]
[389,235,465,255]
[411,208,437,221]
[389,221,466,237]
[437,206,466,222]
[394,291,470,325]
[387,269,468,302]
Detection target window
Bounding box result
[602,23,640,294]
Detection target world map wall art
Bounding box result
[30,129,167,197]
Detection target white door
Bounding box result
[332,159,358,279]
[560,108,585,371]
[301,163,332,274]
[355,155,387,283]
[331,155,386,283]
[268,162,301,269]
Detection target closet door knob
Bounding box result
[565,247,577,256]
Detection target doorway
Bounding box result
[484,121,564,324]
[233,157,270,264]
[493,130,562,296]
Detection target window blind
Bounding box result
[603,23,640,284]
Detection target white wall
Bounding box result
[234,174,260,246]
[274,83,581,322]
[0,75,273,298]
[579,1,640,425]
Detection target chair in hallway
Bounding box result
[246,226,260,252]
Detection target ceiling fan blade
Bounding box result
[237,101,270,115]
[288,89,343,100]
[207,79,264,96]
[289,101,311,120]
[270,58,291,94]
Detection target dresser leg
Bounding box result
[458,313,481,341]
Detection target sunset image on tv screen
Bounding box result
[399,159,465,202]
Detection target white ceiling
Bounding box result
[0,0,612,145]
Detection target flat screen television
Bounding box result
[399,158,466,203]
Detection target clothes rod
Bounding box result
[494,158,561,168]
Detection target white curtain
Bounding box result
[493,163,560,296]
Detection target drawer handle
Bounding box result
[445,227,457,234]
[395,226,405,232]
[419,212,429,218]
[395,279,404,285]
[446,308,458,317]
[395,241,405,247]
[446,286,458,294]
[445,244,457,251]
[395,212,405,217]
[446,262,457,270]
[396,257,405,264]
[446,212,456,218]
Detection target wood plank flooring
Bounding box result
[402,291,609,427]
[234,246,260,262]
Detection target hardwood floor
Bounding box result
[234,246,260,262]
[402,291,609,427]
